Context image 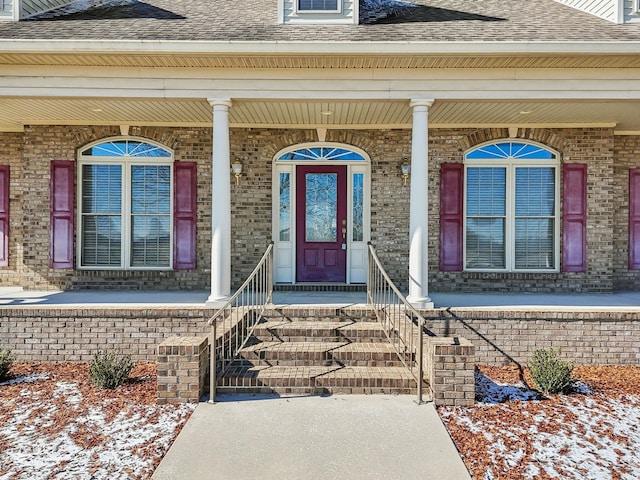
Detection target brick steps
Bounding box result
[217,365,414,395]
[260,307,378,323]
[252,320,387,343]
[217,306,419,396]
[237,341,409,367]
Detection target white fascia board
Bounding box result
[1,39,640,56]
[0,124,24,132]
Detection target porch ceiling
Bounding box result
[1,97,639,132]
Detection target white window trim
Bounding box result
[633,0,640,15]
[295,0,342,14]
[463,141,561,273]
[76,137,174,271]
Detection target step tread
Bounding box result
[255,320,382,330]
[241,341,399,354]
[220,365,413,379]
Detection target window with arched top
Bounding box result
[463,140,560,272]
[77,138,174,269]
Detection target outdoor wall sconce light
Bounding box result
[232,161,243,186]
[401,164,410,186]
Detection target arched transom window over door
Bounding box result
[77,138,174,269]
[464,141,560,272]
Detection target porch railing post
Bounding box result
[366,243,372,304]
[417,319,424,405]
[209,320,217,404]
[368,242,431,405]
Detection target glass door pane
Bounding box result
[305,173,337,242]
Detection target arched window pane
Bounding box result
[81,140,171,158]
[278,147,365,162]
[466,142,556,160]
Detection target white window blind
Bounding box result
[465,167,506,269]
[514,167,555,269]
[130,165,171,267]
[81,164,122,267]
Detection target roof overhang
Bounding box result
[1,40,640,69]
[0,40,639,132]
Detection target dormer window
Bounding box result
[297,0,341,13]
[280,0,354,24]
[0,0,14,18]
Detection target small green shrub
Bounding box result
[0,348,16,381]
[528,348,574,394]
[89,351,134,389]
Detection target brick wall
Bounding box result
[229,128,412,289]
[613,135,640,290]
[0,125,636,293]
[420,308,640,366]
[1,126,213,290]
[2,305,637,370]
[0,306,214,362]
[0,133,24,284]
[428,127,618,292]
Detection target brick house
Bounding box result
[0,0,639,307]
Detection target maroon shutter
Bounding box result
[174,162,197,270]
[562,163,587,272]
[50,161,75,269]
[440,163,464,271]
[0,166,9,267]
[630,169,640,270]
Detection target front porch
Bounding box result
[1,286,639,309]
[2,287,639,403]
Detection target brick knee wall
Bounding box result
[0,306,214,362]
[157,336,209,404]
[420,308,640,366]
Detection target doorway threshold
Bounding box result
[274,283,366,292]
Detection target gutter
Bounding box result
[0,39,640,56]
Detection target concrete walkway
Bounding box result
[152,395,471,480]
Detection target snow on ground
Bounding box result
[440,368,640,480]
[0,368,195,480]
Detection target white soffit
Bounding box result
[0,53,640,69]
[1,98,640,131]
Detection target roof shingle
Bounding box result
[0,0,640,43]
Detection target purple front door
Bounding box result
[296,165,347,282]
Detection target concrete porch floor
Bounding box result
[0,287,639,309]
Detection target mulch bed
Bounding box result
[439,365,640,480]
[0,362,194,480]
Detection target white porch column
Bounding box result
[207,99,233,305]
[407,99,435,309]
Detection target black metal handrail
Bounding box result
[208,241,274,402]
[367,242,427,403]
